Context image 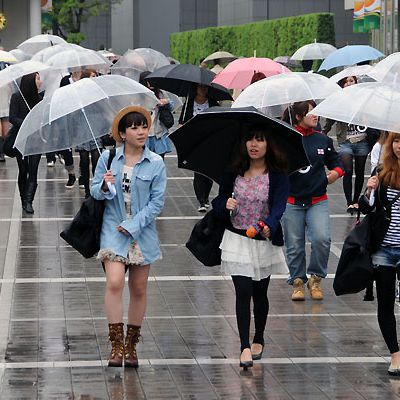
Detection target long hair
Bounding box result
[19,73,40,109]
[282,100,316,126]
[231,125,288,176]
[379,131,400,189]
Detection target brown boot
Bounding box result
[108,323,124,367]
[307,275,324,300]
[125,325,141,368]
[291,278,305,301]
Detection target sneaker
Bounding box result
[291,278,305,301]
[205,201,210,208]
[78,176,85,189]
[388,363,400,376]
[58,154,65,165]
[47,160,55,167]
[65,175,76,189]
[307,275,324,300]
[197,204,207,213]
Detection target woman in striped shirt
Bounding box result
[360,131,400,375]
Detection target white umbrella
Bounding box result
[367,52,400,84]
[291,42,337,61]
[14,75,158,156]
[232,72,341,117]
[9,49,30,62]
[0,60,49,89]
[46,48,111,72]
[111,48,169,81]
[17,34,67,55]
[309,82,400,133]
[329,65,374,83]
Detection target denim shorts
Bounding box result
[372,246,400,268]
[339,140,369,156]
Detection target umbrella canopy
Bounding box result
[17,34,67,56]
[0,50,18,63]
[367,52,400,84]
[273,56,301,69]
[14,75,158,156]
[9,49,30,62]
[110,48,170,81]
[0,60,50,89]
[169,106,310,184]
[318,45,384,71]
[309,82,400,133]
[145,64,232,101]
[210,64,224,74]
[46,48,110,72]
[203,51,237,64]
[212,57,290,90]
[232,72,340,117]
[291,42,337,61]
[329,65,374,83]
[31,44,80,63]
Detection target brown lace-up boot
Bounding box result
[307,275,324,300]
[108,323,124,367]
[125,325,141,368]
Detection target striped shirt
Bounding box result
[382,187,400,247]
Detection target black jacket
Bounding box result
[9,92,43,129]
[178,96,219,124]
[212,170,289,246]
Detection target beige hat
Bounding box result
[111,105,152,142]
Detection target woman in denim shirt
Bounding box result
[91,106,167,368]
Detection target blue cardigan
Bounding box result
[211,170,289,246]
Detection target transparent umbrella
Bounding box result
[31,44,83,63]
[9,49,31,62]
[14,75,158,157]
[367,52,400,84]
[0,50,18,63]
[110,48,170,81]
[17,34,67,56]
[232,72,340,117]
[46,48,111,72]
[309,82,400,133]
[329,65,374,83]
[291,42,337,61]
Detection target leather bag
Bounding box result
[60,148,116,258]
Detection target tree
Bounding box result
[43,0,122,44]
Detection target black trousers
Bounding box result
[232,275,271,352]
[16,154,41,198]
[375,266,399,354]
[79,149,100,195]
[193,172,213,205]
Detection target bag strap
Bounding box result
[107,148,116,170]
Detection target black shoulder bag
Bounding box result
[334,189,400,296]
[60,148,116,258]
[158,104,174,129]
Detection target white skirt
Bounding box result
[220,229,289,281]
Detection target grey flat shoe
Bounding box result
[388,363,400,376]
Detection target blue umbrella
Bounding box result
[318,45,384,71]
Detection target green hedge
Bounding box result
[170,13,335,65]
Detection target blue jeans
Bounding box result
[282,200,331,284]
[372,246,400,268]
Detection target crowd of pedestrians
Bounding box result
[2,49,400,380]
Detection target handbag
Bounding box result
[158,104,174,129]
[334,190,400,295]
[60,148,116,258]
[4,125,21,158]
[185,209,225,266]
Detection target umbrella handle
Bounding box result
[107,181,117,196]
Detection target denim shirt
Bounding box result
[91,146,167,264]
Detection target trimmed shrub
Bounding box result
[170,13,335,65]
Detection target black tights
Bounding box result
[375,266,399,354]
[16,154,41,197]
[79,150,100,195]
[341,154,367,205]
[232,275,270,352]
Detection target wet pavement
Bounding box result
[0,153,399,399]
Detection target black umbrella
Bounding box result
[145,64,232,101]
[169,107,310,184]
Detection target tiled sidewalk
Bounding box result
[0,155,399,399]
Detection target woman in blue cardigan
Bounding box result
[212,126,289,370]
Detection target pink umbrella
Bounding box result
[212,57,291,90]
